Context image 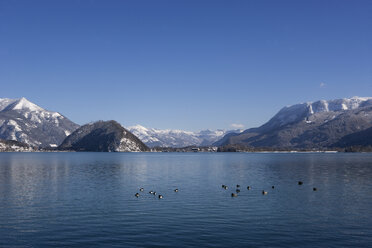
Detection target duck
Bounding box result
[222,184,226,188]
[272,186,275,189]
[140,188,144,192]
[236,189,241,193]
[149,191,154,194]
[174,189,179,192]
[158,195,163,199]
[223,186,228,190]
[262,190,268,195]
[298,181,303,185]
[135,193,140,197]
[247,186,251,190]
[313,187,317,191]
[236,184,240,188]
[231,193,238,197]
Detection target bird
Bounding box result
[222,184,225,188]
[135,193,140,197]
[140,188,144,192]
[158,195,163,199]
[223,186,228,190]
[153,192,157,196]
[236,184,240,188]
[262,190,268,195]
[236,189,241,193]
[149,191,154,194]
[313,187,317,191]
[174,189,179,192]
[272,186,275,189]
[231,193,238,197]
[298,181,303,185]
[247,186,251,190]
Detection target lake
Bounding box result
[0,152,371,247]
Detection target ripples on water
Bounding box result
[0,152,371,247]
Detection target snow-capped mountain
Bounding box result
[215,96,372,148]
[128,125,242,147]
[261,96,372,131]
[0,97,79,147]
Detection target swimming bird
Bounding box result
[298,181,303,185]
[236,189,240,193]
[222,184,225,188]
[313,187,317,191]
[272,186,275,189]
[236,184,240,188]
[174,189,179,192]
[140,188,144,192]
[158,195,163,199]
[149,191,154,194]
[153,192,157,196]
[247,186,251,190]
[231,193,238,197]
[223,186,228,190]
[135,193,140,197]
[262,190,268,195]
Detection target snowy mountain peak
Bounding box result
[130,124,150,132]
[0,97,45,112]
[280,97,372,116]
[311,97,371,112]
[7,97,45,112]
[0,97,79,147]
[265,96,372,129]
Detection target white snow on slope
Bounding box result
[10,97,44,112]
[128,125,242,148]
[273,96,372,127]
[0,97,78,147]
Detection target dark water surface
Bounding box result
[0,152,371,247]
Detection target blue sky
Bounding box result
[1,0,371,131]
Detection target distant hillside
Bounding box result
[59,120,149,152]
[128,125,242,147]
[215,97,372,148]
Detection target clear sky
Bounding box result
[1,0,371,131]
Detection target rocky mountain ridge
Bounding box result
[215,97,372,148]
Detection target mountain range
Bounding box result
[1,96,372,151]
[128,125,242,148]
[215,97,372,149]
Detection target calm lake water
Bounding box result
[0,152,371,247]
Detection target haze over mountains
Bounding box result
[1,96,372,151]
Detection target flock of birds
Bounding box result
[225,181,318,197]
[134,181,318,199]
[135,187,179,199]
